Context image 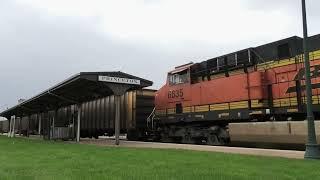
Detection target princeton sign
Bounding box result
[98,76,141,85]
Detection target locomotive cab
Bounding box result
[155,63,193,116]
[167,66,191,114]
[167,64,192,86]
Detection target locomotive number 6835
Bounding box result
[168,89,183,99]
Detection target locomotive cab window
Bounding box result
[168,69,190,85]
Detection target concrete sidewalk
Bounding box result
[6,135,305,159]
[78,139,305,159]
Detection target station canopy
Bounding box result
[0,72,153,118]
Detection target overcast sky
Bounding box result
[1,0,320,110]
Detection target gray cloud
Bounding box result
[0,0,320,111]
[0,0,204,109]
[243,0,320,35]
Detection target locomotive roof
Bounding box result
[169,63,194,74]
[187,34,319,69]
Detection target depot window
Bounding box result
[168,70,189,85]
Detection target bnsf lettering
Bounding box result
[168,89,184,98]
[286,65,320,94]
[294,65,320,80]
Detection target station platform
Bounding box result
[76,138,305,159]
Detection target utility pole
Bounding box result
[301,0,320,159]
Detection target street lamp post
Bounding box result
[301,0,320,159]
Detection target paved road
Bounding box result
[79,138,305,159]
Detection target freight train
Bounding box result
[151,34,320,145]
[1,34,320,147]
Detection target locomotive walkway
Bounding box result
[78,138,305,159]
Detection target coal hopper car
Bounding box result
[78,89,155,139]
[7,89,155,140]
[37,89,155,139]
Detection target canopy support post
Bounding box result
[52,110,57,139]
[76,104,81,142]
[19,117,22,136]
[38,113,41,136]
[27,115,30,137]
[47,112,50,140]
[12,115,16,137]
[115,95,121,145]
[7,117,11,137]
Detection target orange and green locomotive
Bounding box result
[153,34,320,145]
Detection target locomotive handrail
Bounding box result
[147,107,156,130]
[191,51,301,77]
[191,63,241,74]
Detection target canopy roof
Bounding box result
[0,71,153,118]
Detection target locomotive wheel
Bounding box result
[206,126,228,146]
[181,134,196,144]
[160,133,174,143]
[206,134,221,146]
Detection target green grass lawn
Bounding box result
[0,136,319,180]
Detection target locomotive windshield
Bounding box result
[168,70,189,85]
